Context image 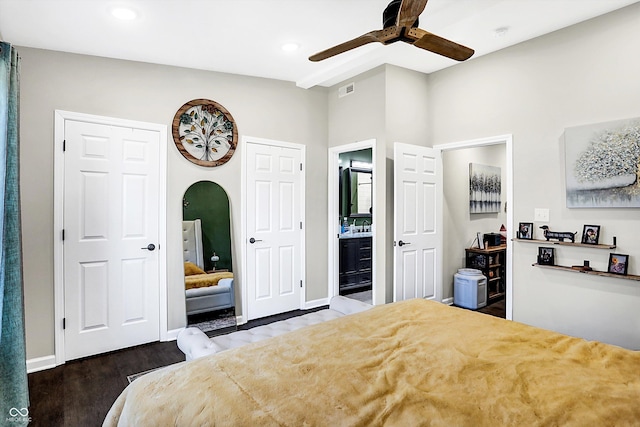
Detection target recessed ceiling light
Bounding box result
[281,42,300,52]
[111,7,138,20]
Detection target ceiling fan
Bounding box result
[309,0,474,62]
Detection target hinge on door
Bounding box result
[62,229,65,241]
[300,280,303,288]
[300,163,303,171]
[63,318,66,330]
[300,221,303,229]
[63,139,66,152]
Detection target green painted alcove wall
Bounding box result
[183,181,232,272]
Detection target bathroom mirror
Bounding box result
[182,181,236,332]
[346,167,373,217]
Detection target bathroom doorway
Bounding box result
[328,140,376,305]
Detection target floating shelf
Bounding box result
[532,264,640,281]
[513,238,616,250]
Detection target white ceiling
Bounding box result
[0,0,637,89]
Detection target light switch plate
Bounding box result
[534,208,550,222]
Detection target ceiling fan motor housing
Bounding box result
[383,0,419,28]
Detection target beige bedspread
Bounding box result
[104,299,640,426]
[184,271,233,290]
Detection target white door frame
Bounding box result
[53,110,168,366]
[434,134,514,320]
[327,139,377,302]
[240,136,306,323]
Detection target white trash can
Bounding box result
[454,268,487,309]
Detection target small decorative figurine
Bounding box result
[539,225,577,242]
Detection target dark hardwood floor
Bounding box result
[28,340,185,427]
[453,298,506,318]
[27,307,326,427]
[28,300,504,426]
[477,298,506,318]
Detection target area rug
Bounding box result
[188,307,237,337]
[127,367,163,383]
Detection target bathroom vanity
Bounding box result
[339,234,372,292]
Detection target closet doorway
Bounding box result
[435,135,513,320]
[53,110,168,363]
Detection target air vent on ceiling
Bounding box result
[338,82,355,98]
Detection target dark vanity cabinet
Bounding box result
[339,236,372,292]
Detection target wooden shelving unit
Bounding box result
[465,245,506,303]
[532,263,640,281]
[512,238,616,249]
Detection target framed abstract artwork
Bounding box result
[565,117,640,208]
[469,163,501,214]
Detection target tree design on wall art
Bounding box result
[172,99,238,167]
[565,117,640,208]
[469,163,501,214]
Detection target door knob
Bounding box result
[249,237,263,244]
[398,240,411,247]
[141,243,156,251]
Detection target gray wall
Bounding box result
[19,48,328,360]
[327,3,640,349]
[19,2,640,362]
[428,4,640,348]
[328,67,389,304]
[327,65,430,304]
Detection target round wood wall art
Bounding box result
[172,99,238,167]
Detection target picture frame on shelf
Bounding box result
[581,225,600,245]
[608,253,629,275]
[518,222,533,240]
[538,247,555,266]
[477,232,485,250]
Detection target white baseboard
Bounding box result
[304,297,330,310]
[29,332,184,372]
[442,297,454,305]
[164,328,182,341]
[26,355,57,373]
[234,298,330,326]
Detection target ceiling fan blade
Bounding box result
[396,0,428,28]
[309,29,398,62]
[410,28,474,61]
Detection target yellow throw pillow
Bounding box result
[184,262,206,276]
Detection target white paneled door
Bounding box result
[63,120,161,361]
[393,143,442,302]
[245,140,304,320]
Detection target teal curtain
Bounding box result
[0,42,29,426]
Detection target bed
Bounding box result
[104,299,640,426]
[182,219,234,315]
